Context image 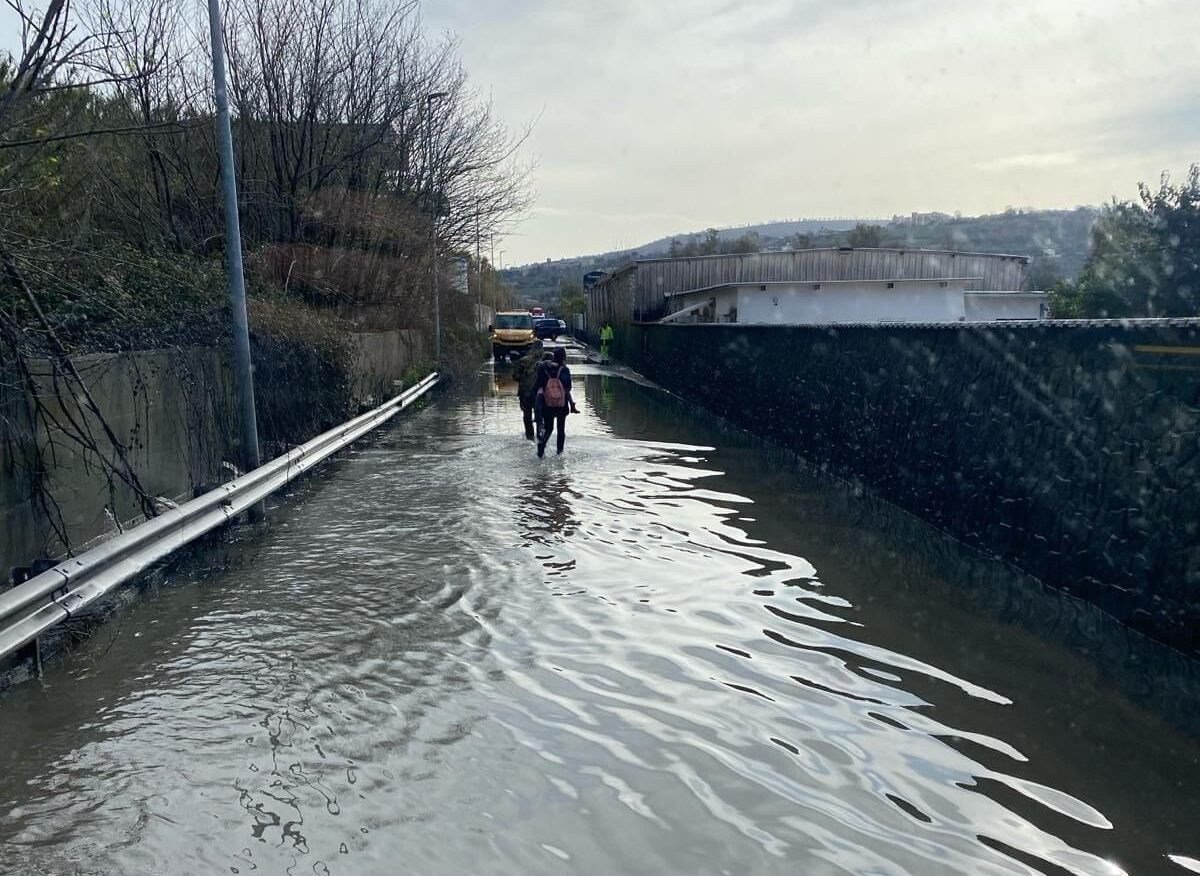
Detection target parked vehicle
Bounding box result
[490,311,535,361]
[534,317,562,340]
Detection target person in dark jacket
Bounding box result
[511,341,544,439]
[535,346,574,457]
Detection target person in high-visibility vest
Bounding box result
[599,322,614,361]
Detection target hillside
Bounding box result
[635,218,867,257]
[501,218,868,306]
[503,207,1100,309]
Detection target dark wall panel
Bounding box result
[621,321,1200,653]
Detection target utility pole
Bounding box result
[474,184,482,330]
[490,238,497,314]
[499,250,506,310]
[207,0,260,479]
[425,91,448,362]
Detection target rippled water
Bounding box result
[2,355,1199,875]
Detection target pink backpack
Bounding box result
[544,366,566,408]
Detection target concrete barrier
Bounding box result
[623,320,1200,654]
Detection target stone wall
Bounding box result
[620,320,1200,654]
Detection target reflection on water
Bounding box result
[0,361,1198,876]
[519,474,578,545]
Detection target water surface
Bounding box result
[1,358,1197,875]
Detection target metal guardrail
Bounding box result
[0,372,440,662]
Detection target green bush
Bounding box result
[248,295,357,449]
[1,243,229,354]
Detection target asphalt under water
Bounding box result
[1,357,1198,876]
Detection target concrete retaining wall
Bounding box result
[2,331,429,580]
[621,320,1200,654]
[351,329,429,405]
[1,350,233,580]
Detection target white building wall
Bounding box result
[736,281,967,324]
[964,293,1048,321]
[666,287,739,321]
[712,288,739,321]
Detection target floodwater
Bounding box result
[1,350,1198,876]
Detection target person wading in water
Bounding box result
[512,340,544,440]
[535,346,576,457]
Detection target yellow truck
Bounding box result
[490,311,535,362]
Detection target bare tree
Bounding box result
[3,0,534,334]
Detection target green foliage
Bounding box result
[890,208,1097,274]
[666,228,762,258]
[722,233,761,254]
[1026,254,1065,291]
[667,230,716,257]
[250,329,355,449]
[400,363,427,388]
[848,223,886,248]
[0,243,230,354]
[443,320,488,375]
[556,279,586,322]
[1064,166,1200,318]
[1133,165,1200,315]
[1047,278,1085,318]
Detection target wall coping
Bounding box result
[634,318,1200,331]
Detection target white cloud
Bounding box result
[425,0,1200,263]
[978,152,1079,171]
[6,1,1198,263]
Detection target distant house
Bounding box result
[585,248,1042,330]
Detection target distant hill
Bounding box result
[879,208,1099,278]
[635,218,867,257]
[503,208,1100,309]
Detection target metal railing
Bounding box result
[0,372,440,663]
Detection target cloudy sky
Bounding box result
[3,0,1198,264]
[423,0,1200,264]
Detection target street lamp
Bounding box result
[425,91,449,361]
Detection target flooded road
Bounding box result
[2,354,1198,876]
